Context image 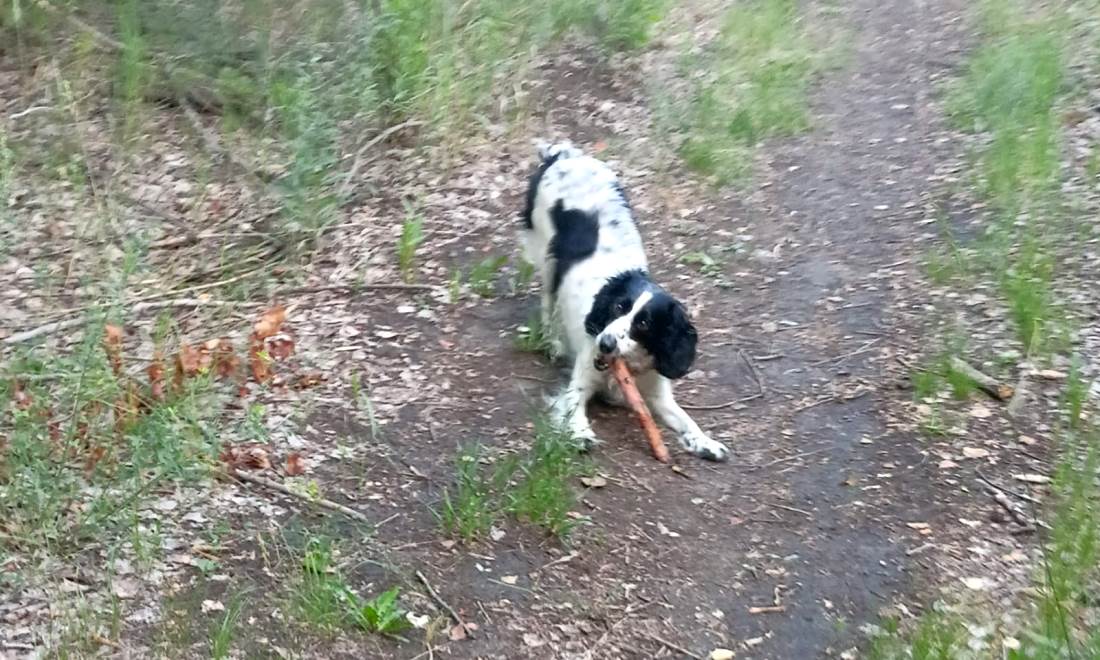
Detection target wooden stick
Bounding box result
[226,470,374,525]
[416,570,474,639]
[748,605,787,614]
[949,357,1014,401]
[608,359,669,463]
[641,632,703,660]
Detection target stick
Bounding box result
[533,551,579,574]
[2,299,257,346]
[227,471,374,524]
[1,318,85,346]
[608,358,669,463]
[747,447,830,470]
[1006,370,1029,418]
[748,605,787,614]
[949,357,1014,401]
[415,570,473,639]
[810,338,881,367]
[641,632,703,660]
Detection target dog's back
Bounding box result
[521,143,647,295]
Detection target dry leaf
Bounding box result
[148,353,166,401]
[103,324,124,377]
[449,623,468,641]
[710,650,736,660]
[500,575,518,585]
[579,475,607,488]
[962,447,990,459]
[286,453,306,476]
[253,306,287,340]
[221,443,271,471]
[267,336,295,361]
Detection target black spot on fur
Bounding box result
[584,269,650,336]
[632,293,697,379]
[520,151,562,229]
[611,180,631,209]
[548,200,600,295]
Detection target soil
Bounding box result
[2,0,1067,658]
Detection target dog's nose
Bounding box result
[597,335,617,355]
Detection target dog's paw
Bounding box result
[682,433,730,462]
[569,425,601,452]
[548,338,566,361]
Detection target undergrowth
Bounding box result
[658,0,837,183]
[437,418,590,542]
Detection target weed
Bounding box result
[510,258,537,295]
[290,537,409,635]
[210,592,248,660]
[348,586,410,635]
[396,206,425,283]
[911,369,941,401]
[515,313,554,356]
[503,417,590,539]
[447,269,463,303]
[467,255,508,298]
[661,0,834,183]
[438,445,499,542]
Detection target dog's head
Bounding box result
[585,272,698,379]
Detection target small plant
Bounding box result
[349,587,410,635]
[504,417,590,539]
[447,269,463,303]
[209,592,248,660]
[467,255,508,297]
[680,251,723,278]
[510,258,537,295]
[438,445,499,542]
[396,206,425,283]
[514,313,553,356]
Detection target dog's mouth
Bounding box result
[593,356,611,371]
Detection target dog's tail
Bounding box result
[536,140,582,163]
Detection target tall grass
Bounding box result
[659,0,834,183]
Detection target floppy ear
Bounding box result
[655,305,697,379]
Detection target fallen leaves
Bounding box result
[1012,473,1051,485]
[220,443,272,472]
[285,452,307,476]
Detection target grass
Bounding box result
[883,1,1100,653]
[944,0,1069,356]
[396,206,425,283]
[437,417,590,542]
[514,313,554,356]
[466,255,508,298]
[0,322,223,553]
[290,537,410,636]
[659,0,835,183]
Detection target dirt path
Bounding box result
[319,0,980,657]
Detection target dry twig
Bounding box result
[949,357,1014,401]
[416,570,474,639]
[226,471,374,525]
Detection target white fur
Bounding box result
[523,142,729,461]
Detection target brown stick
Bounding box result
[226,470,374,524]
[416,570,474,639]
[608,359,669,463]
[949,357,1014,401]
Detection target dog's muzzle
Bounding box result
[594,335,617,370]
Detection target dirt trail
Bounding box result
[318,0,984,657]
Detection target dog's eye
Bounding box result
[616,300,630,314]
[636,319,649,331]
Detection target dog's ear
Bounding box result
[584,287,616,336]
[655,304,697,379]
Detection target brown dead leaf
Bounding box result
[449,623,468,641]
[253,306,287,341]
[174,343,210,388]
[291,372,326,390]
[103,324,124,377]
[210,338,240,379]
[84,445,107,475]
[220,443,271,472]
[285,453,306,476]
[12,381,33,410]
[148,353,166,401]
[267,336,295,361]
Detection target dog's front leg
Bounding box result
[637,373,729,462]
[549,348,603,449]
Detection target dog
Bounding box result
[520,141,729,462]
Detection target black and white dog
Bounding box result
[520,141,729,462]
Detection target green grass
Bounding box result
[396,206,425,283]
[467,255,508,298]
[290,537,410,635]
[209,591,248,660]
[439,445,500,542]
[661,0,835,183]
[514,313,554,356]
[0,322,224,554]
[436,418,590,542]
